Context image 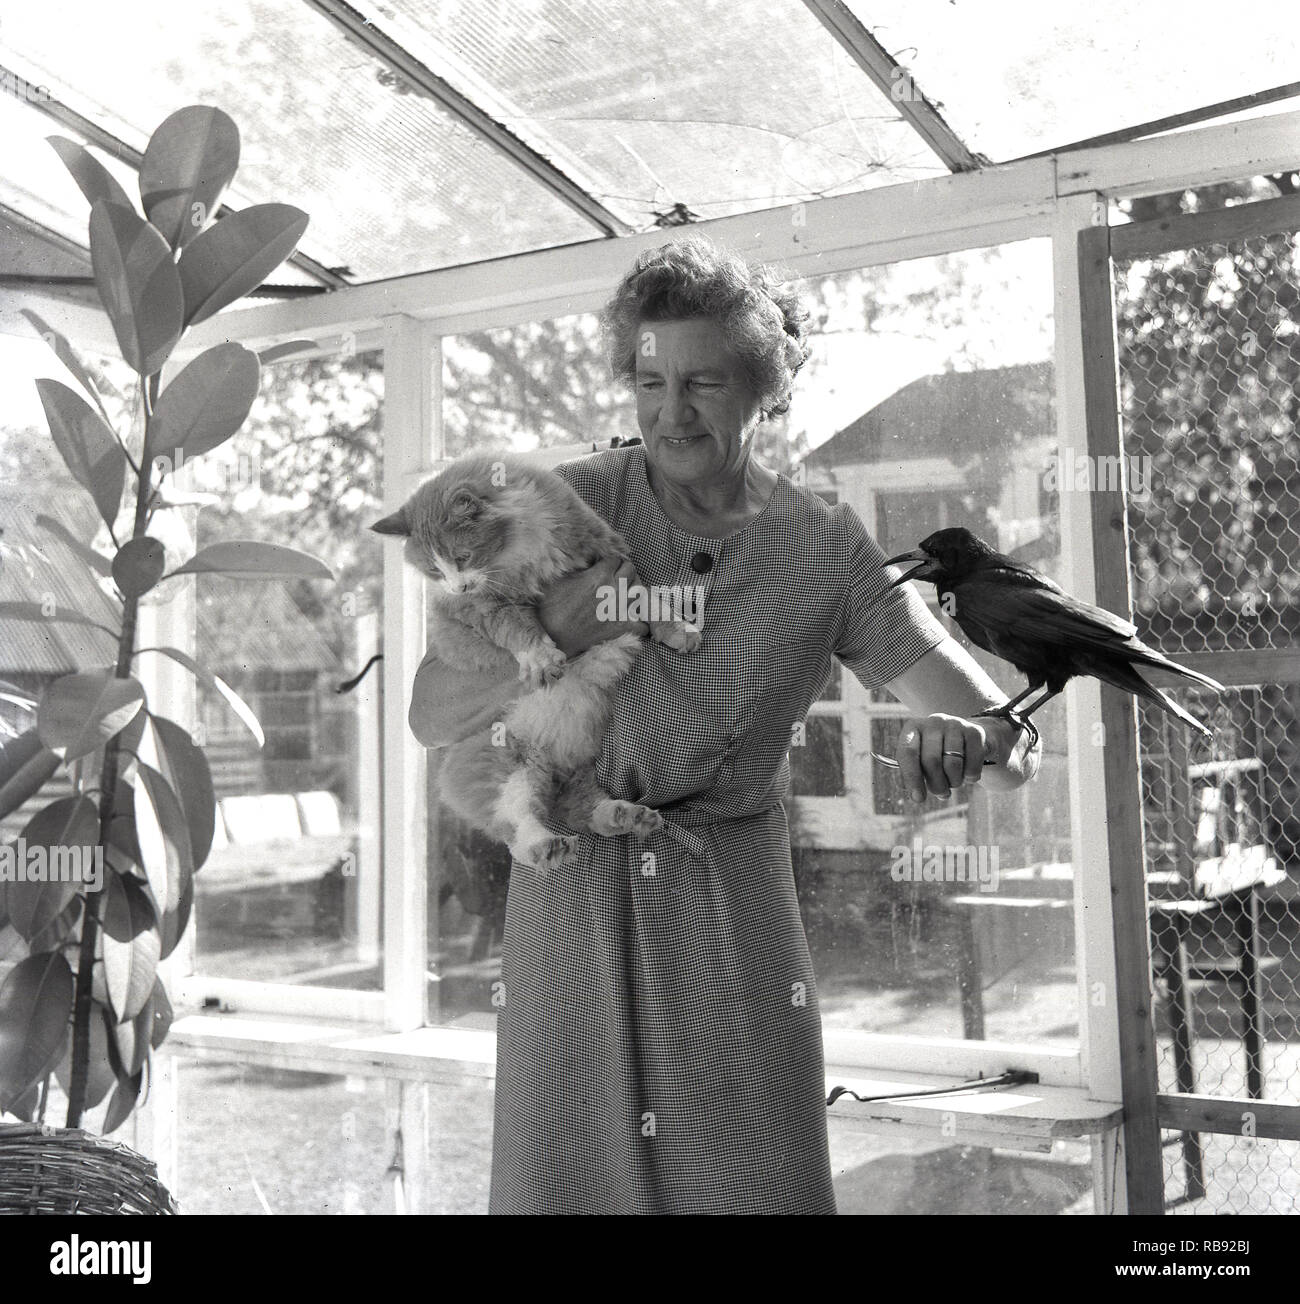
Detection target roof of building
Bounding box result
[806,360,1053,471]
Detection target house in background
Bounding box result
[788,361,1066,863]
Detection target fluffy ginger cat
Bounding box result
[372,453,701,871]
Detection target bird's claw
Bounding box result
[974,707,1040,753]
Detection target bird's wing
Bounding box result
[957,581,1224,691]
[957,576,1137,648]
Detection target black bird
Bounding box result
[883,527,1225,750]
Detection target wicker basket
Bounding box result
[0,1123,177,1214]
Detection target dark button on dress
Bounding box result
[487,445,947,1214]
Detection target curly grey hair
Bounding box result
[603,236,810,419]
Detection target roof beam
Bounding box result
[800,0,983,173]
[1056,107,1300,198]
[93,108,1300,354]
[1012,80,1300,160]
[181,158,1056,353]
[299,0,633,238]
[5,66,349,290]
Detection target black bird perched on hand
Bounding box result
[884,527,1224,750]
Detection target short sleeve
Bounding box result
[831,502,948,690]
[552,453,609,516]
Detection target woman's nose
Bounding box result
[659,382,694,427]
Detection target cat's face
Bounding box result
[371,476,510,593]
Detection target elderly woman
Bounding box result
[410,236,1040,1215]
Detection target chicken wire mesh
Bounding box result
[1114,213,1300,1212]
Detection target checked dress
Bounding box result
[417,444,947,1214]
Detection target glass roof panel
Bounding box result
[373,0,945,225]
[844,0,1300,160]
[0,92,322,289]
[1,0,600,282]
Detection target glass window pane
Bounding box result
[394,0,944,226]
[1,0,598,280]
[191,350,385,990]
[791,716,847,797]
[844,0,1300,160]
[792,238,1077,1047]
[443,313,634,456]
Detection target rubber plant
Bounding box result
[0,106,330,1133]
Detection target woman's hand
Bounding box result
[893,713,991,804]
[892,711,1037,803]
[540,556,650,658]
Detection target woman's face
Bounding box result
[634,318,764,488]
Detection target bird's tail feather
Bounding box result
[1123,643,1225,692]
[1101,660,1215,738]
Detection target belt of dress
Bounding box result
[648,803,783,863]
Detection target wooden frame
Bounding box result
[1101,192,1300,1181]
[799,0,983,172]
[1074,218,1165,1214]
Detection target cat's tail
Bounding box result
[337,653,384,693]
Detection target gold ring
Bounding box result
[941,750,964,758]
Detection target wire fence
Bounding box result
[1115,216,1300,1212]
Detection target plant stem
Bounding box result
[66,371,158,1128]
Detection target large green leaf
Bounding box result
[33,378,126,529]
[55,1000,118,1110]
[47,136,135,215]
[0,951,74,1111]
[169,540,333,581]
[0,600,118,639]
[100,871,161,1023]
[0,730,61,821]
[88,200,184,377]
[37,672,145,763]
[149,977,173,1050]
[149,343,261,459]
[105,783,144,874]
[3,1079,43,1123]
[150,714,215,869]
[159,865,193,961]
[20,307,114,426]
[6,796,99,940]
[26,894,84,955]
[107,988,154,1078]
[139,106,240,251]
[35,514,113,578]
[111,537,167,599]
[131,762,194,952]
[178,203,309,325]
[138,646,263,747]
[102,1067,144,1134]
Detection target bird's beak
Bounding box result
[882,548,933,587]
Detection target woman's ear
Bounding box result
[371,508,410,536]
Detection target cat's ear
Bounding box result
[370,507,410,536]
[449,488,483,520]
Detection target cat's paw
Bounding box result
[518,833,579,873]
[590,800,664,840]
[517,643,567,688]
[653,620,702,653]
